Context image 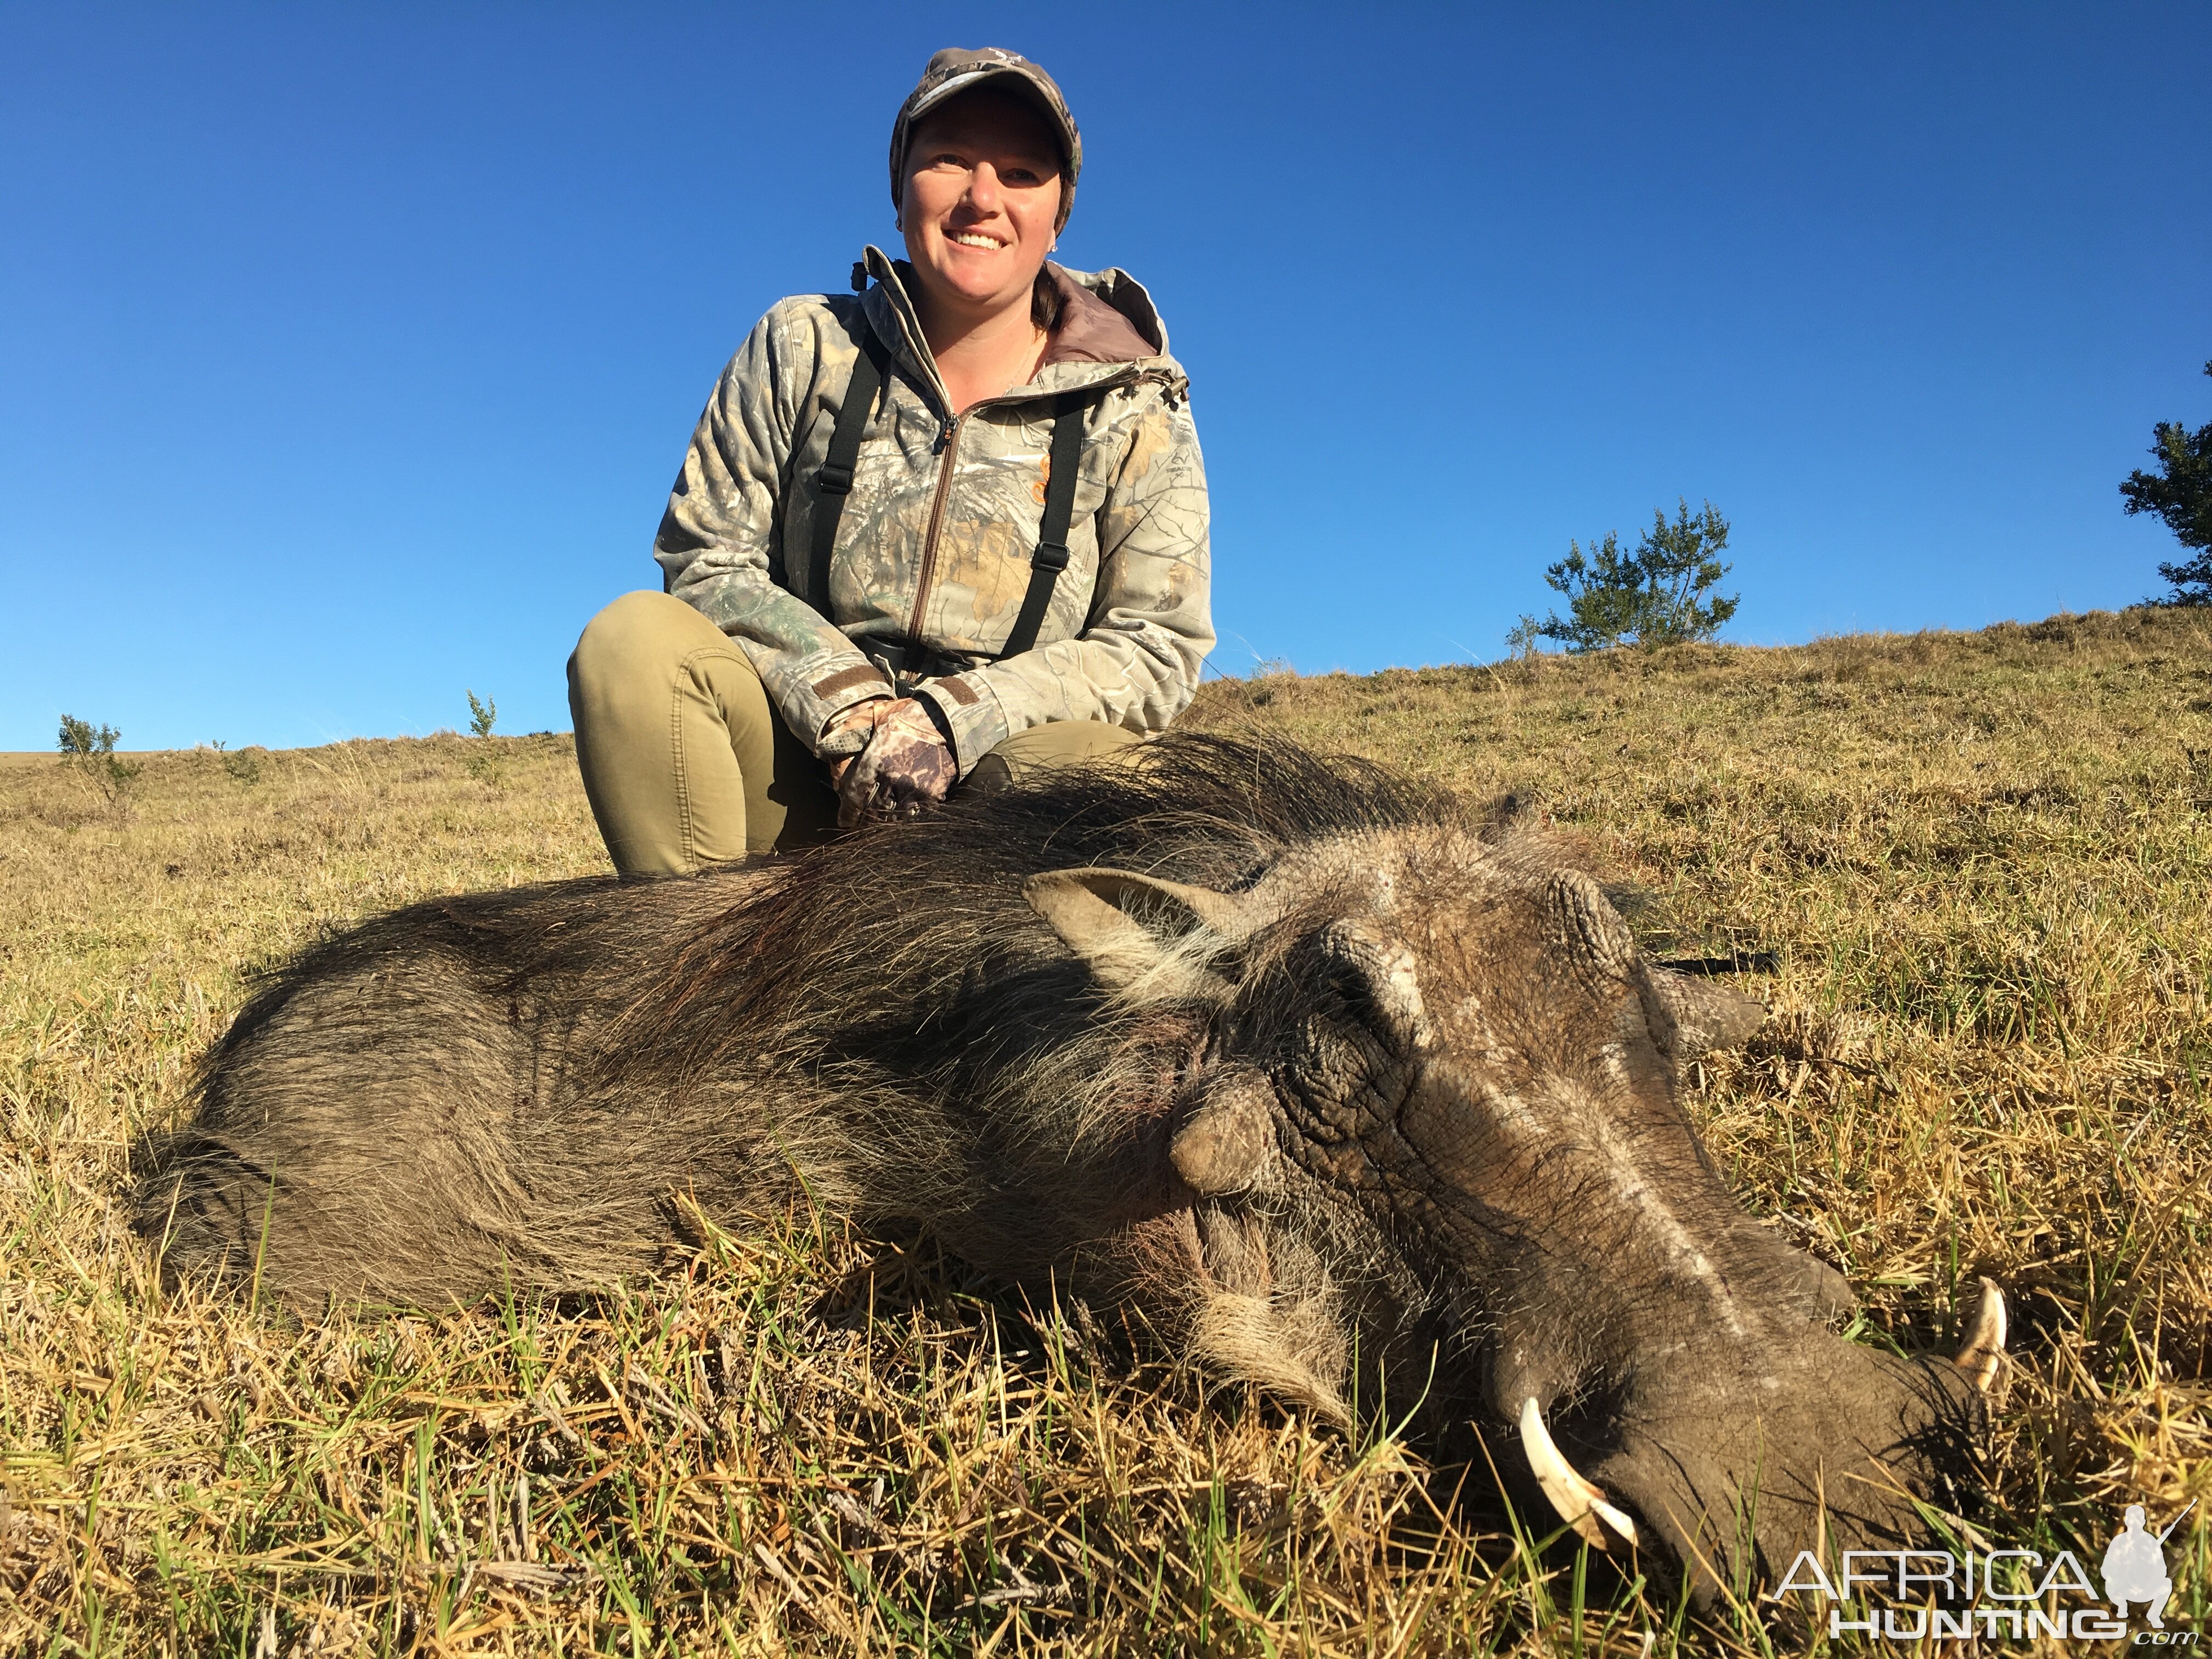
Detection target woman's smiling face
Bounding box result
[899,91,1065,325]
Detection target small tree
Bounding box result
[1509,498,1740,653]
[2120,359,2212,607]
[464,690,504,787]
[58,714,119,763]
[58,713,139,800]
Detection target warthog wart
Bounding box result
[137,735,2001,1589]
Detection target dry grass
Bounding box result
[3,610,2209,1654]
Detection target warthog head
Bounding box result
[990,747,2001,1589]
[148,735,1998,1593]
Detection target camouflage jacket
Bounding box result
[653,246,1214,776]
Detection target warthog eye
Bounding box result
[1308,921,1431,1053]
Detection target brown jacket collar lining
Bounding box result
[1040,263,1159,366]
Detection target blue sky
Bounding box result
[3,3,2208,750]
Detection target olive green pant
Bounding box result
[567,591,1139,876]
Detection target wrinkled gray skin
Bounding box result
[138,738,1980,1595]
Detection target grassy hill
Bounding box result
[3,608,2207,1654]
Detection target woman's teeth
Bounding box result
[950,233,1005,250]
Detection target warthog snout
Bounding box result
[138,736,1996,1591]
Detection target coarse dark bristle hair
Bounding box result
[900,730,1464,881]
[625,733,1467,1085]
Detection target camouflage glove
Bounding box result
[834,697,956,827]
[820,697,894,763]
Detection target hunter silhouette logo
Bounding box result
[2104,1500,2192,1630]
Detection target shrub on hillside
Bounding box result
[209,738,263,785]
[465,689,505,787]
[1510,498,1740,653]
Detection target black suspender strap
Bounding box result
[998,392,1087,659]
[808,324,891,612]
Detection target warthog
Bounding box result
[139,735,2001,1589]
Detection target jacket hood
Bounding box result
[1041,264,1159,365]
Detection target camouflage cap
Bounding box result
[890,47,1081,227]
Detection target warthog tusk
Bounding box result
[1953,1277,2007,1393]
[1519,1397,1639,1551]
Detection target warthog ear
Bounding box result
[1023,867,1245,995]
[1639,966,1766,1058]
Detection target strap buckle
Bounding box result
[1032,541,1070,573]
[816,462,855,496]
[863,639,916,676]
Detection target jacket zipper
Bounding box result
[897,366,1152,649]
[904,411,963,643]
